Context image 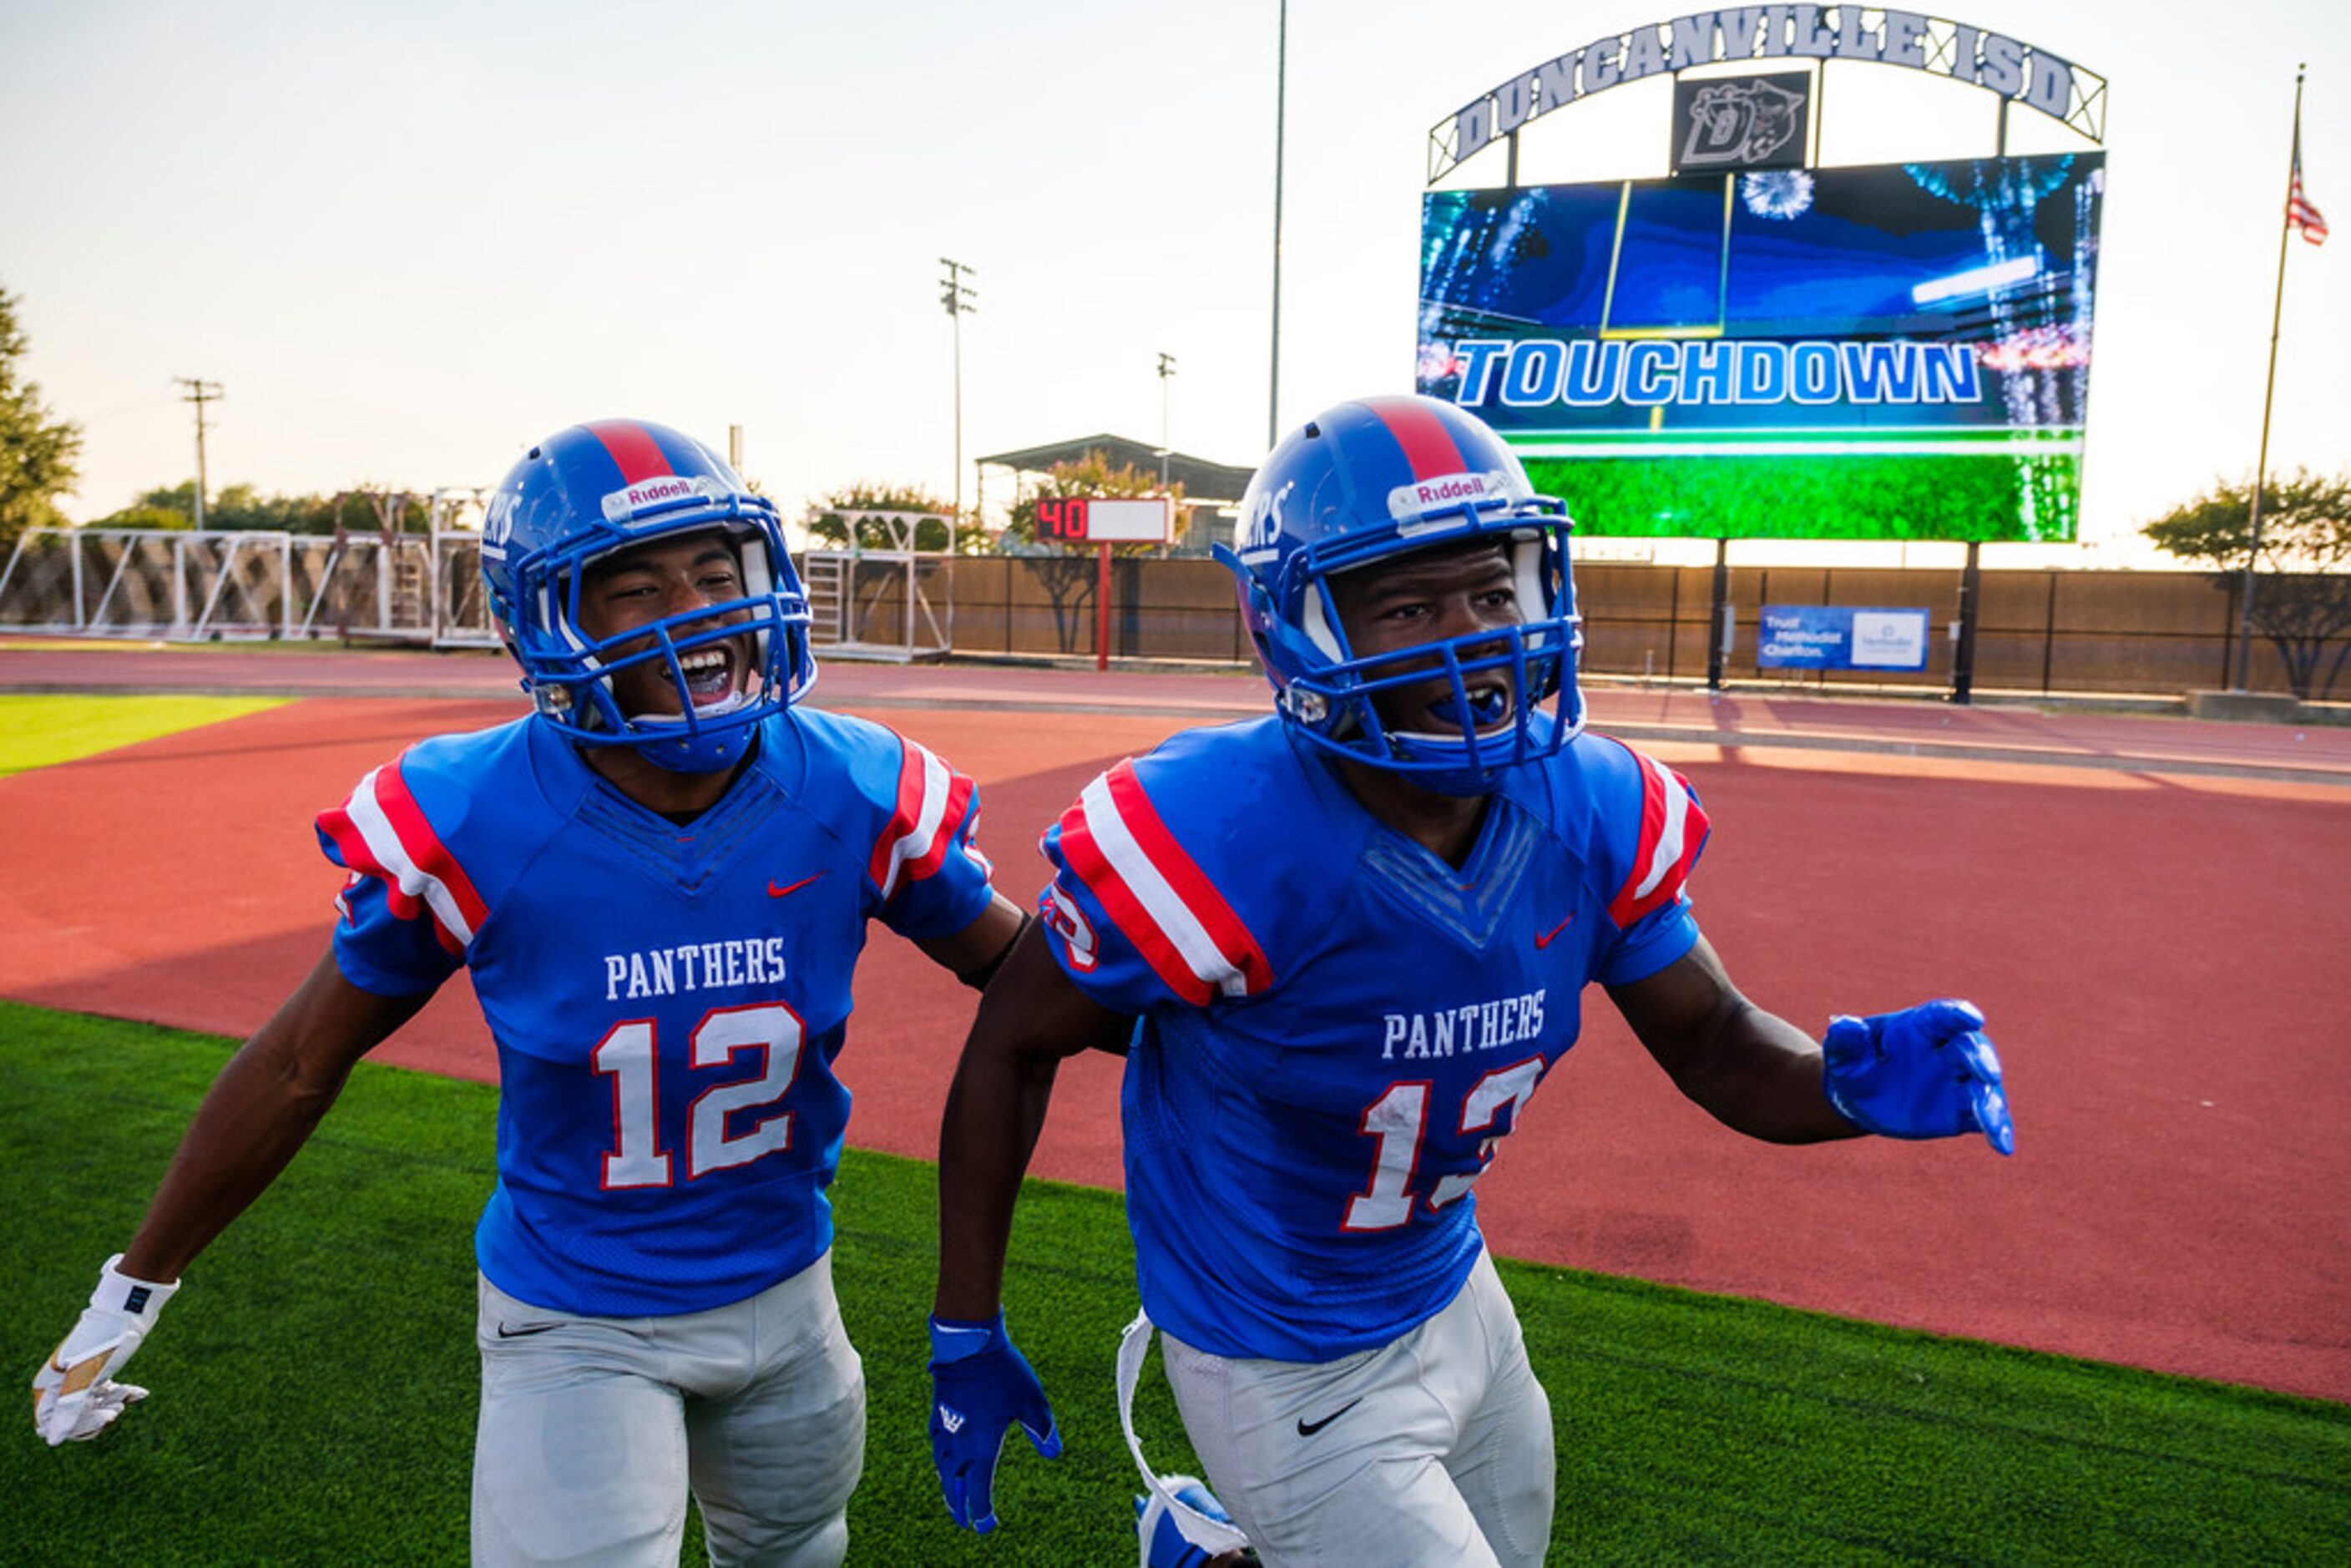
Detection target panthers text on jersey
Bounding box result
[316,708,995,1317]
[1038,714,1707,1361]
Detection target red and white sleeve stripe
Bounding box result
[316,760,489,956]
[1606,744,1710,929]
[1052,761,1272,1006]
[868,736,978,902]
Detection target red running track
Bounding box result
[3,648,2346,1403]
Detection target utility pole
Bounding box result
[1156,352,1178,489]
[938,258,977,526]
[174,377,223,529]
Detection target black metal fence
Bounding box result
[944,557,2335,700]
[8,531,2336,701]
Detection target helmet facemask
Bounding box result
[482,425,815,776]
[1275,522,1584,795]
[1220,393,1589,797]
[538,527,795,772]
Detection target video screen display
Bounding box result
[1417,154,2104,541]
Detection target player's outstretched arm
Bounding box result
[33,947,431,1446]
[1609,938,2011,1154]
[1610,938,1863,1144]
[930,920,1129,1532]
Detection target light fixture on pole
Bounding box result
[938,258,978,527]
[1156,352,1177,489]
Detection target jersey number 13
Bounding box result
[1343,1056,1546,1231]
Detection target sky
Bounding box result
[3,0,2346,565]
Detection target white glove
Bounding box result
[33,1254,180,1446]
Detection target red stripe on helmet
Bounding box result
[582,420,673,484]
[1360,396,1468,481]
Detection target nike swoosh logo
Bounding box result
[495,1323,560,1338]
[1297,1396,1362,1436]
[768,873,824,898]
[1534,914,1575,948]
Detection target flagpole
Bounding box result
[2233,63,2306,692]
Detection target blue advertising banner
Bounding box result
[1757,605,1932,670]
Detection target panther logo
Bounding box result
[1680,78,1806,168]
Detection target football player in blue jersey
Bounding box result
[33,419,1029,1567]
[927,395,2012,1565]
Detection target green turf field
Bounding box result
[4,1003,2345,1565]
[0,693,287,776]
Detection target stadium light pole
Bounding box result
[939,258,977,524]
[1267,0,1287,451]
[1157,352,1177,489]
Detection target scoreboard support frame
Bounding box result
[1032,496,1176,670]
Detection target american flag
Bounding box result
[2288,126,2328,245]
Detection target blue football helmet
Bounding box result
[1215,394,1583,795]
[480,419,815,774]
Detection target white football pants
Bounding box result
[471,1255,865,1567]
[1160,1249,1555,1567]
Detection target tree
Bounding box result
[2141,468,2351,700]
[803,483,988,554]
[0,288,84,552]
[89,482,383,536]
[205,483,327,533]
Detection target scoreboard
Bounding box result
[1035,496,1173,544]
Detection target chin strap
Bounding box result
[1116,1310,1254,1560]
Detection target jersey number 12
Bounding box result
[592,1003,806,1188]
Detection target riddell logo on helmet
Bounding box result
[1419,475,1490,504]
[601,475,714,522]
[626,478,693,508]
[1389,470,1514,528]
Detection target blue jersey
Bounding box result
[316,708,995,1317]
[1037,716,1709,1361]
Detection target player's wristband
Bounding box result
[93,1254,180,1320]
[955,913,1030,991]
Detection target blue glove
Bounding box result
[928,1312,1063,1533]
[1823,998,2015,1156]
